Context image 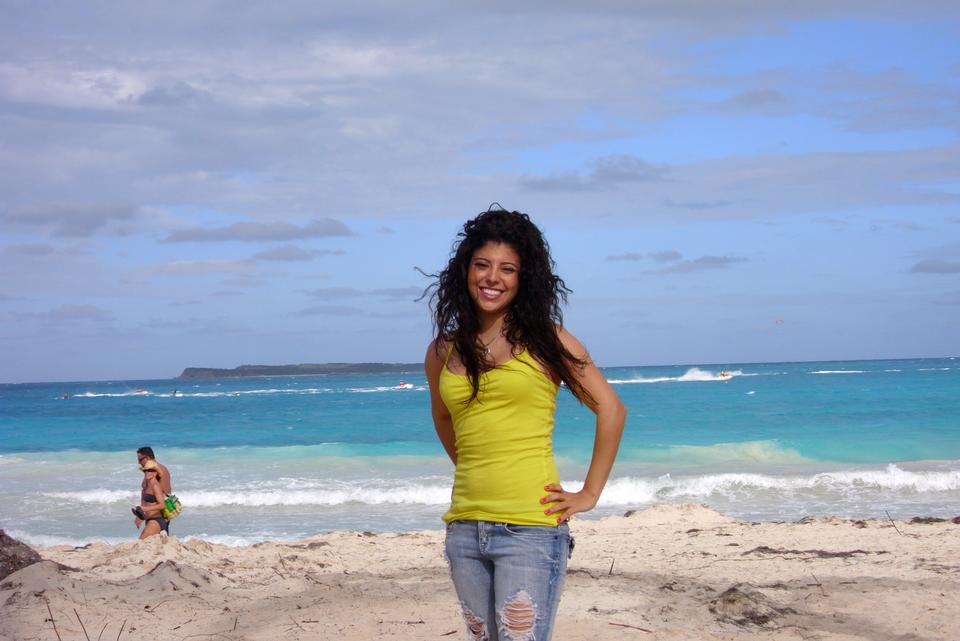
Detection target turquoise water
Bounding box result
[1,357,958,546]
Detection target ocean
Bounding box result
[1,357,958,547]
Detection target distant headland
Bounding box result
[178,363,422,379]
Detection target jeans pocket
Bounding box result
[446,520,475,534]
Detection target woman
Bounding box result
[136,460,169,539]
[424,207,626,640]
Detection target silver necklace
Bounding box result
[479,332,500,356]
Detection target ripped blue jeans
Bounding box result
[444,520,572,641]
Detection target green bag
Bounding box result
[162,494,182,520]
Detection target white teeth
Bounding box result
[480,288,501,297]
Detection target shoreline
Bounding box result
[2,504,958,640]
[4,455,960,548]
[6,457,960,549]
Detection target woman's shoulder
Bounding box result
[553,326,591,362]
[425,337,450,358]
[424,338,452,376]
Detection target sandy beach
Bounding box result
[2,504,958,641]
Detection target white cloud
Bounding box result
[17,304,114,322]
[292,305,364,316]
[163,219,353,243]
[520,145,960,222]
[654,256,748,274]
[911,259,960,274]
[153,260,253,275]
[2,204,143,238]
[0,62,147,109]
[252,245,346,261]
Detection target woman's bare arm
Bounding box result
[541,327,626,523]
[425,340,457,464]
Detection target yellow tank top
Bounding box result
[439,348,561,526]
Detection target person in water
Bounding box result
[424,206,626,640]
[135,460,169,539]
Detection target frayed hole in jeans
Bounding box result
[460,601,488,641]
[499,590,537,641]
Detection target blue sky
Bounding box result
[1,2,958,383]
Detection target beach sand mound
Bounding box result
[119,559,226,593]
[622,502,740,527]
[50,533,240,581]
[0,530,42,581]
[708,585,796,626]
[1,559,63,592]
[0,560,82,608]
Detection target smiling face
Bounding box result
[467,241,521,323]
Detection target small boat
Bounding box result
[396,381,414,390]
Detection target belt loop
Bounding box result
[477,520,488,551]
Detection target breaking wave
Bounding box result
[69,384,426,399]
[41,465,959,509]
[608,367,748,384]
[596,464,960,505]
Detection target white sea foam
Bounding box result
[592,464,960,506]
[74,390,155,398]
[71,384,426,399]
[346,385,426,393]
[608,367,746,385]
[810,370,866,375]
[3,529,125,547]
[819,465,960,492]
[184,534,271,547]
[43,482,453,508]
[183,484,452,507]
[36,465,959,511]
[45,489,136,503]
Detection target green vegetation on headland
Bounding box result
[178,363,422,379]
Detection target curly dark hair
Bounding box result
[428,205,594,405]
